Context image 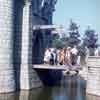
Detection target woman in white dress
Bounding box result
[44,48,51,64]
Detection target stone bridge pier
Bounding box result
[20,2,42,90]
[0,0,55,93]
[0,1,42,93]
[0,0,15,93]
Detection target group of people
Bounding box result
[43,46,100,75]
[44,46,79,68]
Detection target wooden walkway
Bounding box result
[33,64,81,70]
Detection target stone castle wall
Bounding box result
[86,56,100,96]
[0,0,54,93]
[0,0,15,93]
[20,2,42,90]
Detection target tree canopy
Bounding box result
[83,27,98,48]
[68,20,80,47]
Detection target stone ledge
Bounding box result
[88,56,100,59]
[86,89,100,96]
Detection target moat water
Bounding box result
[0,75,99,100]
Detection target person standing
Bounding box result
[53,48,57,65]
[95,47,100,56]
[50,48,54,65]
[63,47,72,75]
[59,48,65,65]
[71,45,78,65]
[56,49,60,65]
[65,47,72,67]
[70,45,79,74]
[44,48,51,64]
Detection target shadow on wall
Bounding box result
[13,0,24,91]
[32,30,44,64]
[34,69,62,86]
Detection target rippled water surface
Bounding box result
[0,75,100,100]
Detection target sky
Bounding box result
[53,0,100,38]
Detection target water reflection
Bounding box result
[51,76,86,100]
[0,92,19,100]
[19,88,43,100]
[0,76,99,100]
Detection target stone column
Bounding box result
[86,56,100,96]
[20,2,42,90]
[0,0,15,93]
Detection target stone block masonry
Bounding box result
[86,56,100,96]
[0,0,15,93]
[20,2,42,90]
[0,0,42,93]
[0,0,57,93]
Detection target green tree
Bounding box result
[52,39,64,48]
[23,0,28,4]
[52,34,63,48]
[60,36,69,47]
[52,33,69,48]
[83,26,98,56]
[68,20,80,47]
